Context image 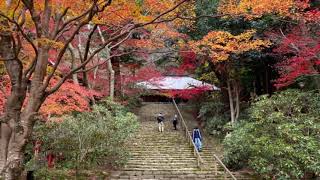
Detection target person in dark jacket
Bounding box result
[157,113,165,132]
[172,114,178,130]
[192,127,202,151]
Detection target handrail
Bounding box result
[213,154,237,180]
[172,98,204,168]
[172,99,236,179]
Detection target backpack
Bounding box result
[157,115,164,123]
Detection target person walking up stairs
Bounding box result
[157,112,165,132]
[109,103,255,180]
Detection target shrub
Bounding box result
[29,101,139,177]
[199,100,229,134]
[223,89,320,179]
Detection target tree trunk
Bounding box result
[0,29,48,179]
[97,26,114,100]
[68,45,79,85]
[227,79,241,126]
[0,19,29,179]
[1,122,25,180]
[108,60,115,101]
[112,57,122,98]
[77,35,89,88]
[227,80,235,126]
[255,73,262,95]
[234,81,240,121]
[265,67,269,94]
[81,67,89,87]
[0,123,11,177]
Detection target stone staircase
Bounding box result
[109,103,256,180]
[197,137,254,179]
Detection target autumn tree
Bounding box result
[190,30,270,125]
[218,0,320,89]
[0,0,194,178]
[186,0,320,126]
[273,24,320,88]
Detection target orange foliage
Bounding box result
[124,23,185,50]
[190,30,271,62]
[1,0,195,71]
[95,0,141,25]
[141,0,195,27]
[124,39,165,50]
[151,23,186,39]
[218,0,309,19]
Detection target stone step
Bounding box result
[127,159,199,162]
[110,175,235,180]
[128,146,211,149]
[124,165,225,171]
[124,166,200,171]
[132,139,184,141]
[127,156,198,159]
[125,162,216,168]
[128,153,195,156]
[111,170,229,174]
[125,162,221,168]
[128,151,194,154]
[121,167,201,171]
[125,162,200,166]
[127,159,220,167]
[128,155,197,159]
[129,145,190,148]
[129,149,193,152]
[108,104,255,179]
[109,170,239,180]
[130,148,193,151]
[128,144,194,147]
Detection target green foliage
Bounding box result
[29,101,139,177]
[199,94,229,135]
[296,74,320,90]
[118,95,143,111]
[126,96,142,110]
[185,0,221,39]
[33,168,108,180]
[223,89,320,179]
[33,168,74,180]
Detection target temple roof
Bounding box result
[136,76,219,90]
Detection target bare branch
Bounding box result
[21,0,42,37]
[0,13,38,58]
[76,51,135,73]
[43,0,52,36]
[42,20,89,90]
[46,28,133,95]
[54,24,73,41]
[110,31,132,49]
[54,3,97,38]
[83,25,98,65]
[52,7,70,38]
[44,0,192,94]
[279,28,300,52]
[138,0,189,27]
[12,0,21,21]
[24,57,37,79]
